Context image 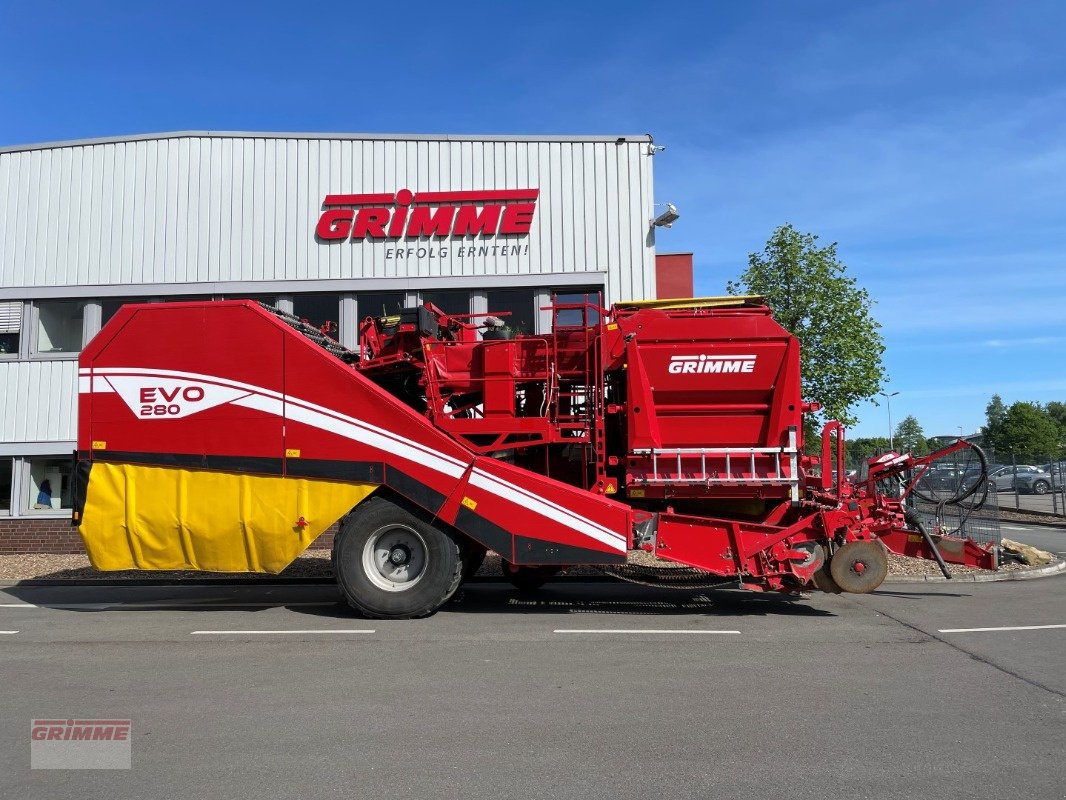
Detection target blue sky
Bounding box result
[2,0,1064,439]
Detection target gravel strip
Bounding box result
[0,544,1055,582]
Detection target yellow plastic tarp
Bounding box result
[80,462,376,573]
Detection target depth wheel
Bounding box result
[829,540,889,594]
[501,561,559,592]
[334,496,463,619]
[796,543,841,594]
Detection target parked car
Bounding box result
[1040,461,1066,483]
[988,465,1053,495]
[915,465,968,493]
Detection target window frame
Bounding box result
[0,300,25,360]
[0,456,13,516]
[28,299,88,361]
[20,455,76,517]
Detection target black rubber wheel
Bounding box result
[333,496,463,619]
[1032,480,1050,495]
[460,542,488,581]
[829,540,889,594]
[501,561,559,592]
[811,557,843,594]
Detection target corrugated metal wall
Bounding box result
[0,361,77,442]
[0,134,655,302]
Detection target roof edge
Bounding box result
[0,130,655,154]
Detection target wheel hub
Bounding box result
[389,544,412,566]
[361,524,428,592]
[829,540,889,594]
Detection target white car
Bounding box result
[988,465,1053,495]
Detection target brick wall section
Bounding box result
[0,517,340,555]
[310,523,338,551]
[0,517,85,554]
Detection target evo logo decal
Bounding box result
[106,377,250,419]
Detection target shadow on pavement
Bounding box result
[2,579,836,619]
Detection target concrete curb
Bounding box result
[883,558,1066,584]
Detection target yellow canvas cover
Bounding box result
[80,462,375,573]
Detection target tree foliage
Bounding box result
[983,399,1062,458]
[845,436,890,470]
[894,415,929,456]
[727,224,885,426]
[981,395,1007,447]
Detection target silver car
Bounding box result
[988,465,1053,495]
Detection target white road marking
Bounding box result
[0,601,337,610]
[190,629,375,635]
[938,624,1066,633]
[553,629,741,635]
[0,630,18,634]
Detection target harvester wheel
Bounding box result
[334,496,463,619]
[829,540,889,594]
[501,561,559,592]
[796,543,841,594]
[811,556,843,594]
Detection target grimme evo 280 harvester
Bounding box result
[73,296,997,618]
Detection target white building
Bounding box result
[0,130,681,535]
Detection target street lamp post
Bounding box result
[879,391,900,451]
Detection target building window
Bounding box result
[0,458,11,513]
[0,301,21,356]
[359,292,407,320]
[292,294,342,338]
[421,290,470,317]
[26,456,73,513]
[35,300,86,354]
[552,287,603,327]
[101,297,148,327]
[487,289,536,336]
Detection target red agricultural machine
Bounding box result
[74,295,997,618]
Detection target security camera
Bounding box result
[652,203,679,228]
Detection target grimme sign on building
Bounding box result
[316,188,539,261]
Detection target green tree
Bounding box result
[981,394,1007,447]
[1045,401,1066,454]
[894,415,929,455]
[988,402,1060,457]
[727,224,885,426]
[845,436,891,470]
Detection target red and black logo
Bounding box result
[316,189,539,241]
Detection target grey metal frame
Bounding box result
[0,271,606,301]
[0,131,655,156]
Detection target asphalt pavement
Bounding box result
[0,575,1063,800]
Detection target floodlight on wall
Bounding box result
[652,203,680,228]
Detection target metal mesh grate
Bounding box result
[906,497,1001,546]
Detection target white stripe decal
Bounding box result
[470,469,626,552]
[88,367,467,472]
[83,367,623,550]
